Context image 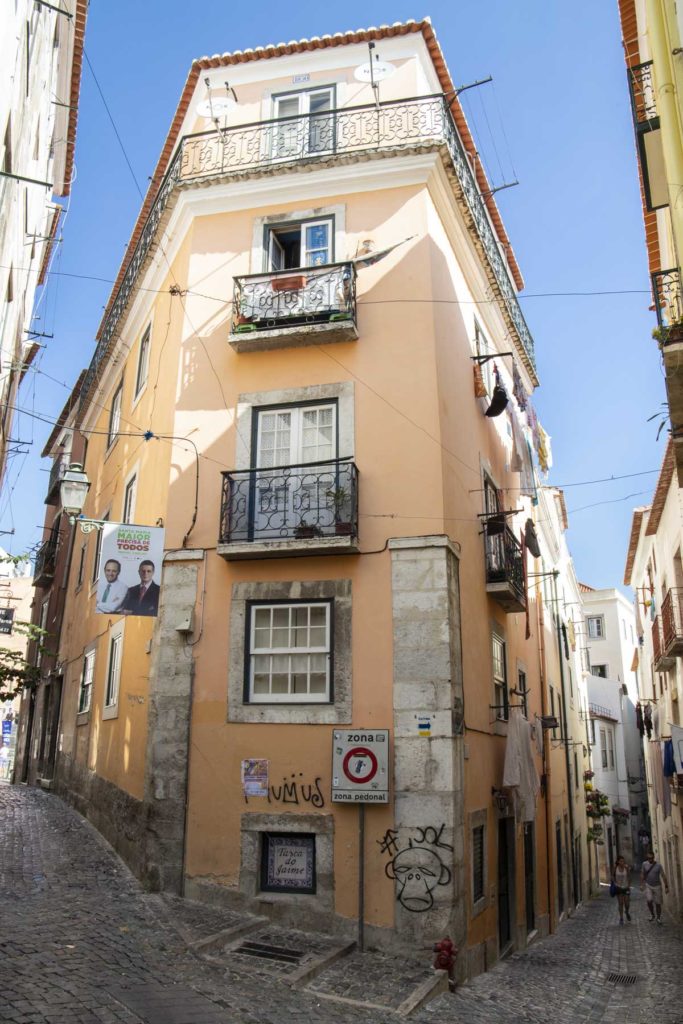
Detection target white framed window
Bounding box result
[256,402,336,468]
[122,474,137,525]
[78,649,95,714]
[103,626,123,715]
[247,600,331,703]
[492,632,508,720]
[607,728,615,769]
[107,382,122,448]
[266,218,332,271]
[271,87,334,160]
[134,325,151,398]
[587,615,605,640]
[600,727,608,769]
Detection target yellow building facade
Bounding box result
[30,20,592,978]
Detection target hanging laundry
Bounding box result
[653,704,660,740]
[661,743,672,819]
[663,738,675,777]
[644,704,653,739]
[512,362,527,411]
[537,424,552,474]
[485,378,509,418]
[561,623,569,660]
[473,362,487,399]
[510,412,524,472]
[567,619,576,651]
[636,702,644,737]
[524,518,541,558]
[520,441,538,506]
[502,707,540,822]
[671,723,683,771]
[634,598,643,644]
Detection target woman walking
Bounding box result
[612,855,631,925]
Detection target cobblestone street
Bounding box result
[2,785,682,1023]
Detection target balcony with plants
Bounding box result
[230,262,357,351]
[218,458,359,560]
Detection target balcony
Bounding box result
[218,459,359,560]
[230,263,357,351]
[81,94,537,413]
[484,525,526,613]
[652,615,674,671]
[44,456,67,506]
[661,588,683,658]
[628,61,666,210]
[34,535,58,588]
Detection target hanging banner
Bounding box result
[95,523,165,617]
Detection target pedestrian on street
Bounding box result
[612,855,632,925]
[641,850,669,924]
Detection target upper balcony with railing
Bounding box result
[34,533,59,588]
[484,523,526,614]
[661,587,683,658]
[652,267,683,330]
[81,94,536,408]
[44,456,68,506]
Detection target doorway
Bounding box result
[498,818,514,952]
[523,822,535,934]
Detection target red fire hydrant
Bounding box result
[432,936,457,979]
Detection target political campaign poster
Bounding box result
[95,523,165,617]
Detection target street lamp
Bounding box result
[59,463,105,533]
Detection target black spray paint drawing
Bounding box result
[243,771,325,808]
[378,825,453,912]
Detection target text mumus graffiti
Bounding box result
[244,771,325,808]
[378,825,453,913]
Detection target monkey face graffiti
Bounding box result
[385,845,451,912]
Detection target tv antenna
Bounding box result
[197,79,237,132]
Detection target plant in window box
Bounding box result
[325,486,353,535]
[653,319,683,346]
[294,516,322,539]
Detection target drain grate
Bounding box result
[607,972,638,985]
[234,940,305,964]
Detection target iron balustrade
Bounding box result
[232,262,356,333]
[220,459,358,544]
[484,524,525,604]
[81,95,536,411]
[652,615,665,666]
[661,588,683,652]
[628,61,658,128]
[34,534,58,585]
[45,455,67,504]
[652,267,683,327]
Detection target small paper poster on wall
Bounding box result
[241,758,269,797]
[95,523,165,617]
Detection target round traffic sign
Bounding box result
[342,746,378,784]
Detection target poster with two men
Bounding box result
[95,523,165,617]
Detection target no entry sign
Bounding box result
[332,730,389,803]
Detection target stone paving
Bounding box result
[1,784,683,1023]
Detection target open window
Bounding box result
[272,88,335,160]
[266,218,332,271]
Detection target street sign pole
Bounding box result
[358,803,365,952]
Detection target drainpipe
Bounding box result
[536,582,555,932]
[552,572,578,909]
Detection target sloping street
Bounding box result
[1,785,681,1024]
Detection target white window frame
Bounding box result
[607,728,615,770]
[247,600,331,703]
[271,86,335,161]
[133,324,151,400]
[103,623,124,718]
[78,648,95,715]
[107,382,122,449]
[492,631,508,721]
[122,472,137,525]
[587,615,605,640]
[36,598,48,668]
[91,510,110,585]
[265,217,333,271]
[600,727,608,769]
[591,664,609,678]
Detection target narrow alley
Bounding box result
[1,785,681,1024]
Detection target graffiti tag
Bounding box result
[243,771,325,808]
[378,824,452,913]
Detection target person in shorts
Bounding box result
[612,855,631,925]
[640,850,669,924]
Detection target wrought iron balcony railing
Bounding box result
[628,61,658,129]
[661,588,683,655]
[232,262,356,334]
[34,534,58,587]
[484,525,526,607]
[651,614,670,669]
[81,94,536,410]
[45,456,67,506]
[220,458,358,545]
[652,268,683,328]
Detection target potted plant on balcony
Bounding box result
[653,319,683,346]
[325,486,353,535]
[294,516,322,539]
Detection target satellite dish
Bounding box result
[196,97,232,119]
[354,60,396,84]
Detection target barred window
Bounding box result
[472,825,485,903]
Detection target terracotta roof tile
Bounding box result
[624,507,648,586]
[645,438,674,535]
[61,0,88,198]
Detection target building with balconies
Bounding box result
[29,19,594,978]
[0,0,87,485]
[624,438,683,914]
